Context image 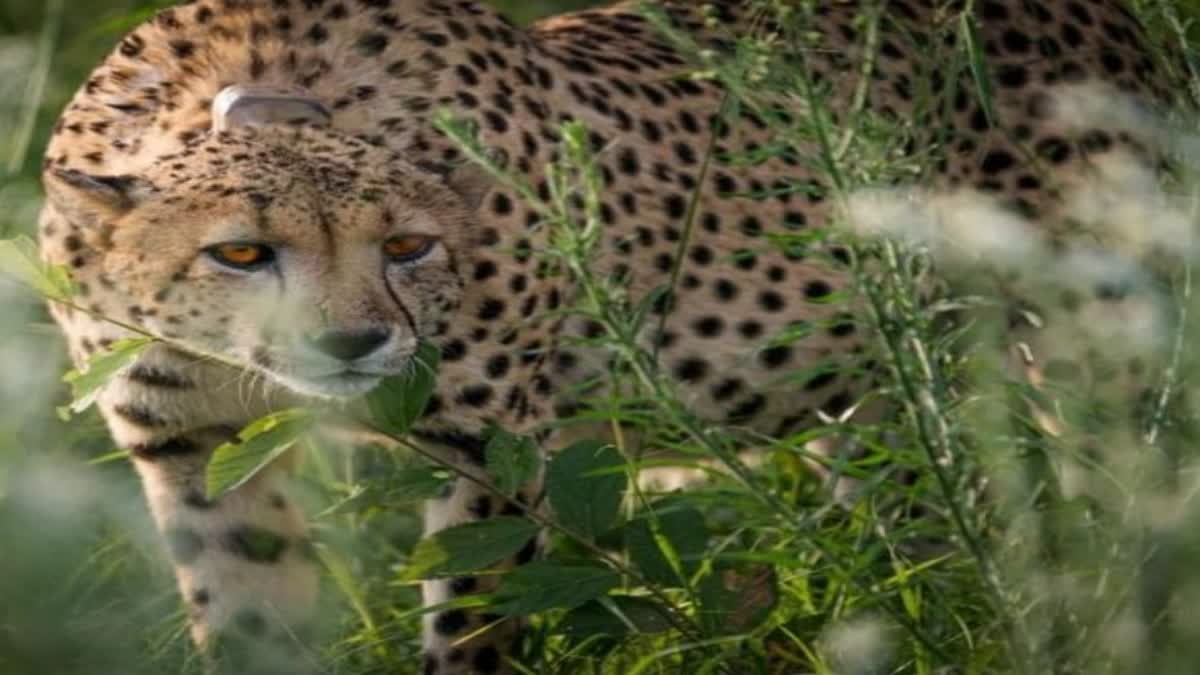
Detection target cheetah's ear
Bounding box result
[212,84,332,131]
[43,169,158,225]
[446,163,496,211]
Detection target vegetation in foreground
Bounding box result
[5,1,1200,674]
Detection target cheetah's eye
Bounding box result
[383,235,435,263]
[206,242,277,270]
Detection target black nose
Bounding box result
[306,329,390,362]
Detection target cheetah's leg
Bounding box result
[416,439,543,675]
[88,341,321,673]
[129,429,320,673]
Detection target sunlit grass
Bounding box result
[4,1,1200,675]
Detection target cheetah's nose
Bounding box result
[306,329,391,362]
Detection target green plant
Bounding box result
[5,1,1200,674]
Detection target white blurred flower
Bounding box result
[844,188,1042,267]
[821,614,893,675]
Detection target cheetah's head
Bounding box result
[42,125,491,399]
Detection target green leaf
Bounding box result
[316,544,379,635]
[697,564,779,635]
[365,341,440,435]
[557,595,673,638]
[0,235,76,300]
[205,409,315,498]
[546,440,626,540]
[62,337,155,413]
[384,466,454,501]
[404,516,539,580]
[494,561,619,615]
[485,430,540,496]
[624,505,707,587]
[959,13,995,127]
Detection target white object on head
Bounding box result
[211,84,332,131]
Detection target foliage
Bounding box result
[4,1,1200,675]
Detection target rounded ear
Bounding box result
[43,168,157,226]
[414,160,496,211]
[212,84,332,131]
[445,163,496,211]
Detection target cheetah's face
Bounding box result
[44,127,490,399]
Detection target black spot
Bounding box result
[674,358,709,382]
[418,31,449,47]
[473,645,502,673]
[356,32,389,56]
[1037,35,1062,58]
[805,281,833,300]
[1001,29,1031,54]
[1080,130,1113,153]
[131,437,199,461]
[223,526,289,564]
[823,391,855,416]
[712,378,742,402]
[783,211,808,230]
[1100,51,1124,75]
[740,216,762,237]
[459,384,494,407]
[830,318,857,337]
[805,370,838,391]
[759,291,786,312]
[738,320,764,339]
[1035,137,1072,164]
[128,365,194,389]
[979,0,1008,20]
[760,346,792,368]
[492,192,513,215]
[516,537,538,564]
[714,279,738,301]
[113,403,169,428]
[693,316,724,338]
[478,299,506,320]
[442,339,468,362]
[184,490,214,510]
[235,608,267,637]
[727,394,766,422]
[980,150,1015,174]
[995,64,1028,88]
[474,260,499,281]
[486,354,511,379]
[168,39,196,58]
[306,23,329,44]
[469,495,493,518]
[689,245,713,266]
[191,588,210,606]
[435,610,469,636]
[450,576,478,595]
[674,142,697,165]
[1061,23,1083,48]
[641,119,663,142]
[617,148,640,175]
[664,194,687,219]
[714,173,737,194]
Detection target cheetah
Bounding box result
[37,0,1178,673]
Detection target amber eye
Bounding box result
[206,243,276,270]
[383,235,435,263]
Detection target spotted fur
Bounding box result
[39,0,1174,673]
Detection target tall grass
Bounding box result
[4,1,1200,675]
